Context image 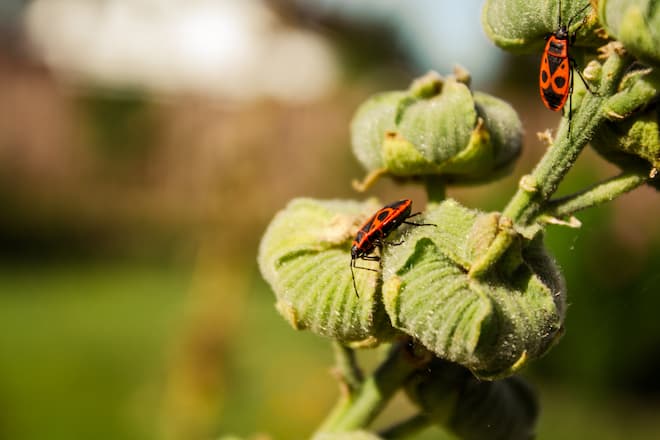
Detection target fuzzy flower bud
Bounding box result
[350,71,522,184]
[599,0,660,66]
[258,198,565,378]
[593,68,660,181]
[381,199,565,378]
[406,359,539,440]
[482,0,606,53]
[258,198,396,346]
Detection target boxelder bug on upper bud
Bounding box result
[539,0,597,132]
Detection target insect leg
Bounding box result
[352,254,380,271]
[567,3,592,31]
[350,261,359,297]
[403,221,436,227]
[568,65,573,136]
[403,212,436,227]
[351,255,380,297]
[570,58,599,95]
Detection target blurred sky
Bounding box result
[23,0,340,102]
[18,0,501,102]
[293,0,499,85]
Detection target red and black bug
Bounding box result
[350,199,433,297]
[539,0,595,126]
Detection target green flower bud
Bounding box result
[404,359,468,424]
[449,375,538,440]
[473,92,523,176]
[259,198,565,377]
[350,71,522,184]
[592,66,660,187]
[592,103,660,174]
[483,0,605,53]
[381,199,565,379]
[406,359,538,440]
[604,66,660,119]
[258,198,396,345]
[599,0,660,66]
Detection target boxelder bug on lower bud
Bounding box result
[350,199,435,297]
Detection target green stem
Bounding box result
[502,93,602,224]
[332,342,364,393]
[316,344,365,433]
[503,45,631,225]
[424,176,446,209]
[380,414,431,439]
[470,44,633,278]
[315,341,426,434]
[542,167,649,219]
[469,215,516,278]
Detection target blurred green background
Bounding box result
[0,1,659,439]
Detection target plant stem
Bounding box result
[315,341,426,434]
[469,215,516,278]
[502,93,602,224]
[332,342,364,393]
[470,44,633,277]
[425,175,446,209]
[504,45,631,225]
[542,167,649,219]
[380,414,431,439]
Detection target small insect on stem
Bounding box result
[350,199,435,297]
[539,0,597,134]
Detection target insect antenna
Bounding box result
[567,2,592,29]
[350,260,359,298]
[558,0,562,27]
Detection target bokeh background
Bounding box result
[1,1,659,439]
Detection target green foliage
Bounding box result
[0,263,188,440]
